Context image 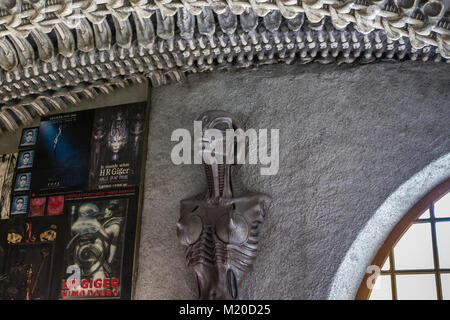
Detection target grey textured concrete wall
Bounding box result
[0,61,449,300]
[135,61,450,300]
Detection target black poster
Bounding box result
[0,218,63,301]
[32,112,93,193]
[88,103,146,190]
[3,242,55,300]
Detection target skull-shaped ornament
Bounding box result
[177,111,271,300]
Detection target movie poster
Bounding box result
[0,153,17,219]
[32,112,93,192]
[88,103,146,190]
[62,198,128,299]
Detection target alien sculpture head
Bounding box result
[177,110,271,300]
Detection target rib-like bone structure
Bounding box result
[0,1,448,132]
[0,0,448,57]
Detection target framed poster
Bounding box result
[32,111,93,193]
[88,103,146,190]
[58,187,142,299]
[19,128,38,148]
[62,196,129,299]
[17,151,35,170]
[14,172,31,192]
[10,195,29,216]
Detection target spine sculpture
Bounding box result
[177,110,271,299]
[0,1,449,132]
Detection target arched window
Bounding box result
[356,178,450,300]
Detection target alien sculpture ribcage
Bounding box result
[177,194,270,300]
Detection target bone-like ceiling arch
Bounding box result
[0,0,448,132]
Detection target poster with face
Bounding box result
[62,198,128,299]
[11,195,29,215]
[0,153,17,219]
[29,197,46,217]
[19,128,39,147]
[14,172,31,191]
[17,150,35,169]
[47,196,64,216]
[88,103,146,190]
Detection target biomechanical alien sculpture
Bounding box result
[177,111,271,300]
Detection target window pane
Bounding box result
[396,274,437,300]
[381,256,390,271]
[435,192,450,218]
[442,274,450,300]
[418,209,430,219]
[436,221,450,268]
[369,275,392,300]
[393,223,435,270]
